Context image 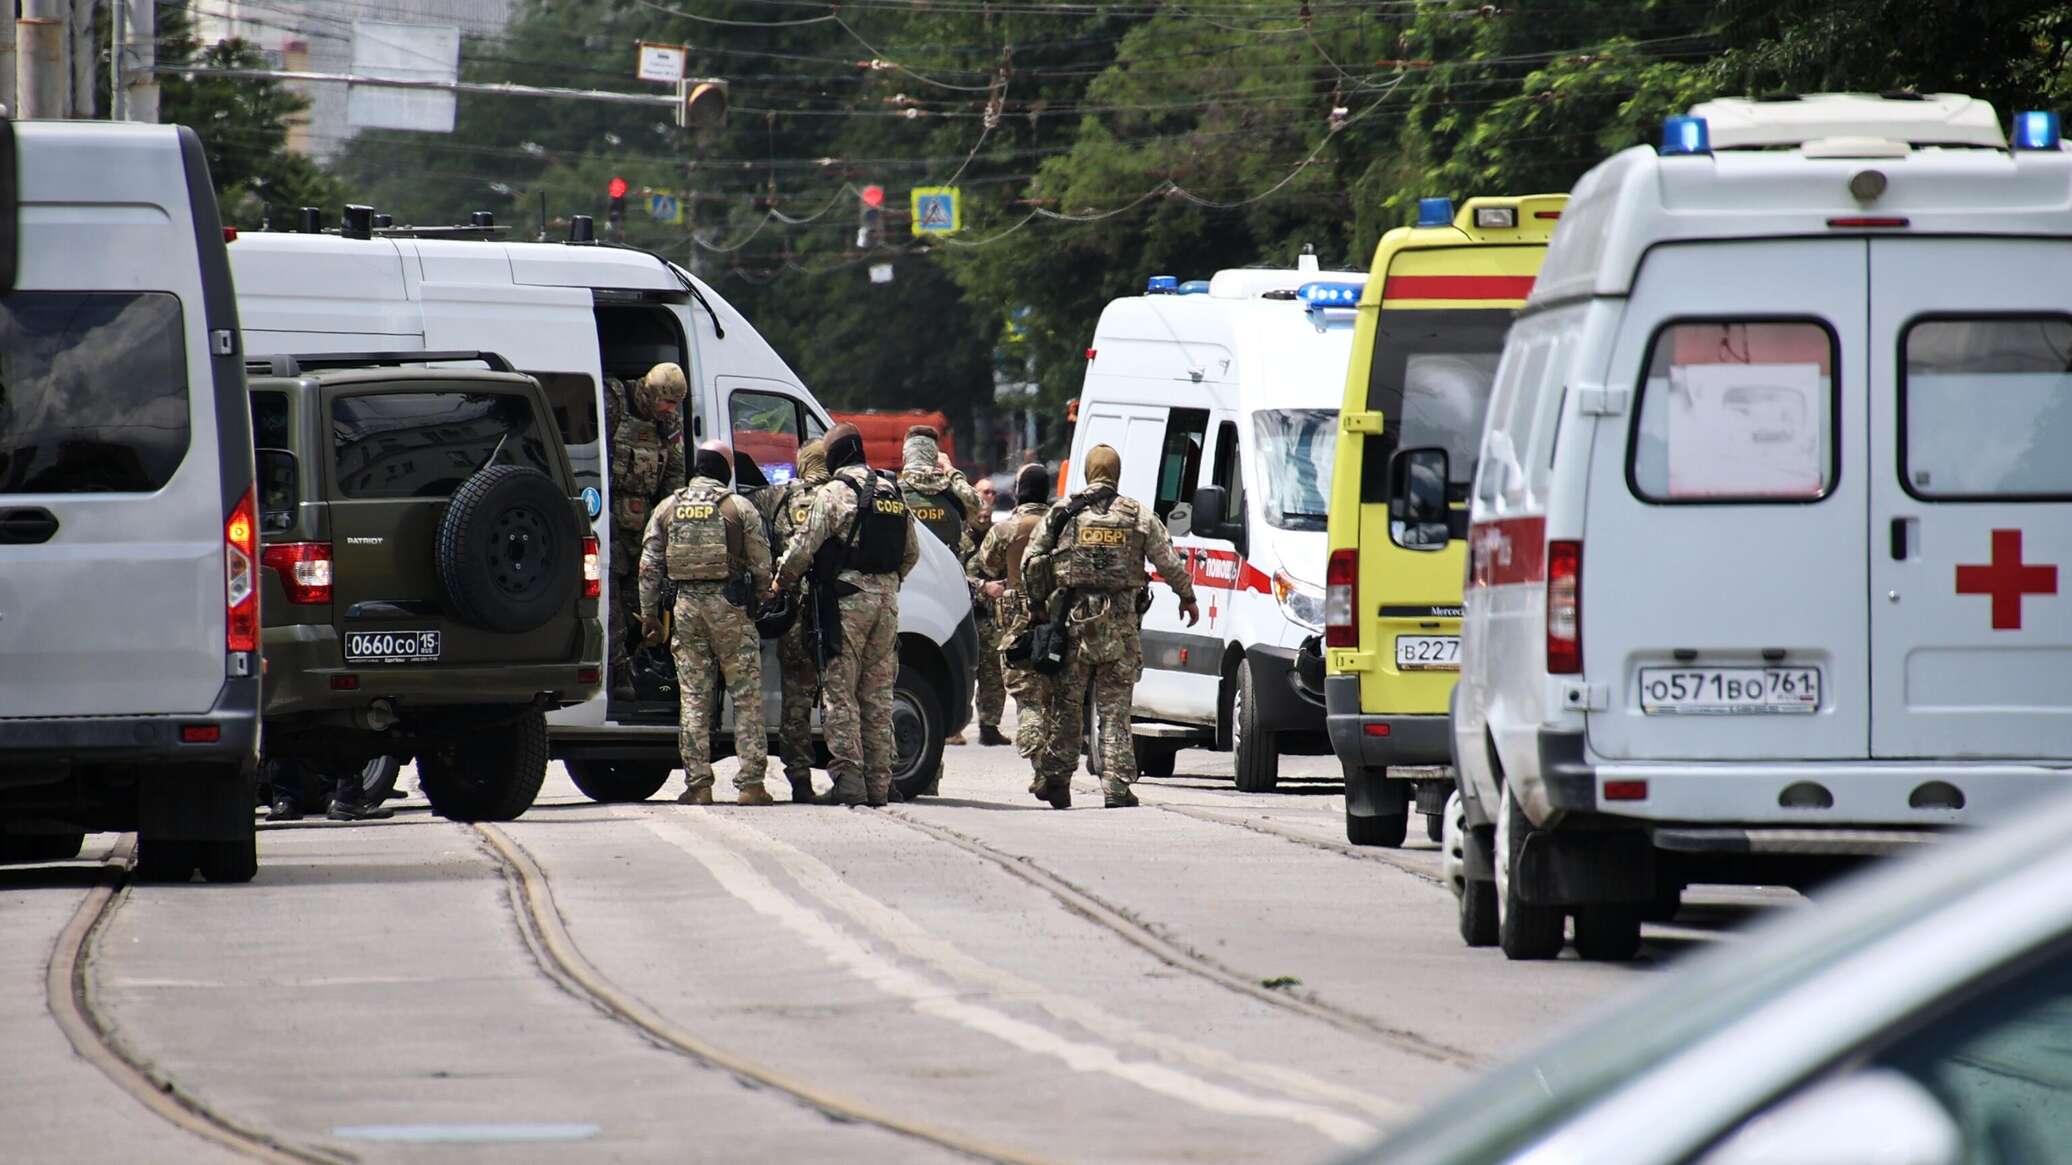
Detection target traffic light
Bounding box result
[607,176,628,237]
[857,184,884,249]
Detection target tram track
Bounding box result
[878,808,1483,1071]
[470,822,1058,1165]
[43,836,348,1165]
[1149,801,1449,888]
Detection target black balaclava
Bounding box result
[824,423,867,471]
[1015,462,1051,506]
[694,445,733,484]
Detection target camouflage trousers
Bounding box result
[821,576,900,803]
[1004,662,1070,790]
[774,603,819,785]
[671,584,766,790]
[973,607,1005,728]
[1040,603,1142,796]
[608,533,643,687]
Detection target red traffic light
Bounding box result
[607,177,629,200]
[860,184,885,208]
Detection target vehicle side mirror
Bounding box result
[1189,485,1226,531]
[1696,1070,1962,1165]
[256,448,299,533]
[1390,446,1451,550]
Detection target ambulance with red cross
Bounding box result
[1064,256,1364,788]
[1447,93,2072,962]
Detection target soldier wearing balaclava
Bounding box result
[756,438,831,802]
[604,362,689,699]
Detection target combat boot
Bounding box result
[1043,782,1073,810]
[816,786,866,806]
[946,731,967,746]
[1028,773,1050,803]
[1103,783,1140,809]
[737,784,775,807]
[789,776,817,803]
[266,798,302,822]
[327,798,394,821]
[978,724,1009,747]
[678,785,715,806]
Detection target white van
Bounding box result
[1064,259,1358,788]
[0,120,261,881]
[227,224,977,798]
[1449,94,2072,961]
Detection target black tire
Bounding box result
[419,709,550,822]
[1133,737,1177,779]
[196,831,258,884]
[0,832,85,863]
[1344,766,1408,847]
[134,837,198,883]
[1573,906,1643,962]
[1232,659,1279,793]
[1498,784,1565,960]
[1459,871,1499,948]
[436,465,581,634]
[566,759,673,803]
[890,662,947,801]
[1425,811,1445,843]
[363,756,403,802]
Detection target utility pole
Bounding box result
[16,0,67,119]
[120,0,157,121]
[68,0,94,116]
[0,0,15,115]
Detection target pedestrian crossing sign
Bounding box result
[910,186,960,236]
[648,193,683,225]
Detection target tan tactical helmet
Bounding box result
[634,361,688,416]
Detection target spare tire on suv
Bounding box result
[437,464,583,633]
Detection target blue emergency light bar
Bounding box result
[1297,282,1365,307]
[1146,274,1179,294]
[1416,197,1454,228]
[1661,115,1711,156]
[1179,280,1210,295]
[2013,110,2061,151]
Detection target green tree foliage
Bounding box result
[156,3,342,228]
[314,0,2072,452]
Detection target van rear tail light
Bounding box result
[1325,549,1358,649]
[226,487,259,653]
[1546,539,1581,675]
[582,536,601,599]
[261,542,334,604]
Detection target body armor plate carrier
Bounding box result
[1057,495,1145,590]
[665,481,742,582]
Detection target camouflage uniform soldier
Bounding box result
[895,425,990,746]
[773,423,919,807]
[969,463,1066,793]
[966,475,1008,747]
[606,363,689,699]
[639,442,774,806]
[1022,444,1199,809]
[757,439,830,803]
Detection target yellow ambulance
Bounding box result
[1323,194,1565,847]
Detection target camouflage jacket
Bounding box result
[970,501,1050,634]
[1022,487,1195,628]
[775,464,921,590]
[758,473,826,592]
[603,376,686,532]
[896,464,981,559]
[636,474,772,623]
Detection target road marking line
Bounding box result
[636,811,1380,1145]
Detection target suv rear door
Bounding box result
[1585,240,1870,761]
[326,380,583,666]
[1868,238,2072,759]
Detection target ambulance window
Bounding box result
[1902,317,2072,499]
[729,390,805,484]
[1366,309,1513,499]
[1630,320,1837,504]
[1212,420,1244,517]
[1154,407,1209,521]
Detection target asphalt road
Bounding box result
[0,723,1797,1164]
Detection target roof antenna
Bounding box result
[1298,242,1320,273]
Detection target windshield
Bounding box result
[1367,309,1513,492]
[1250,408,1336,531]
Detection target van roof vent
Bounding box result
[1690,92,2005,150]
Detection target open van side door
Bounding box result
[1867,239,2072,760]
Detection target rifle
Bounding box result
[803,541,845,670]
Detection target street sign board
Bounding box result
[869,263,895,284]
[637,43,688,84]
[349,21,459,133]
[910,186,960,235]
[648,193,682,224]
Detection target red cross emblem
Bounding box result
[1955,529,2057,630]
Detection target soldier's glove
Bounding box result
[641,616,665,647]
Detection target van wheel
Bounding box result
[1133,737,1177,779]
[1231,659,1279,793]
[1441,790,1498,947]
[196,828,259,884]
[363,756,404,802]
[1496,783,1565,960]
[1344,767,1408,847]
[0,832,85,863]
[566,759,673,803]
[134,837,198,883]
[1574,907,1642,961]
[436,465,582,634]
[1425,812,1445,843]
[890,663,946,802]
[420,709,550,822]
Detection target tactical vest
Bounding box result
[611,413,667,531]
[1057,494,1145,590]
[845,470,908,575]
[900,480,965,549]
[665,481,743,582]
[1003,508,1043,592]
[773,479,815,545]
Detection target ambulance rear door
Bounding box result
[1868,238,2072,760]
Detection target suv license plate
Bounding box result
[344,630,442,664]
[1639,667,1820,715]
[1396,635,1460,671]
